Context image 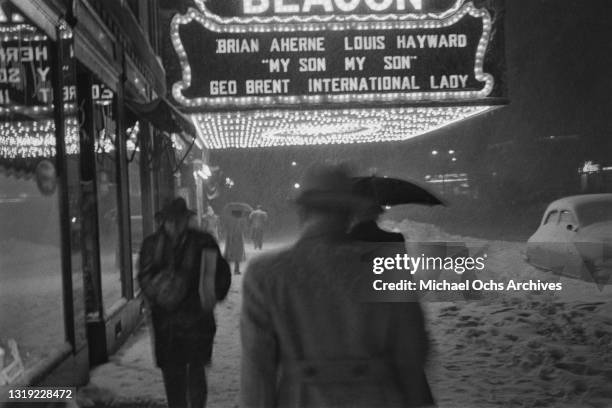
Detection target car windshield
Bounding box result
[575,200,612,227]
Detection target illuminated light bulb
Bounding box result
[0,118,80,159]
[170,2,494,108]
[191,106,492,149]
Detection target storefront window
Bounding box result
[0,122,66,370]
[93,83,123,309]
[0,160,65,372]
[0,2,70,374]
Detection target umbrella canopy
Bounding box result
[223,202,253,217]
[352,176,444,207]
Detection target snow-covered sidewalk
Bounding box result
[79,226,612,408]
[80,242,278,408]
[80,274,243,408]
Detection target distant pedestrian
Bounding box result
[202,205,220,241]
[249,205,268,250]
[138,198,231,408]
[241,164,433,408]
[222,208,247,274]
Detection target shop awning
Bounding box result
[126,97,196,137]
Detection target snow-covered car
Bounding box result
[526,194,612,282]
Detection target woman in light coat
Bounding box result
[223,209,247,274]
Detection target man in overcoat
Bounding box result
[139,198,231,408]
[240,164,434,408]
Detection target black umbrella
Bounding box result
[352,176,445,207]
[223,202,253,217]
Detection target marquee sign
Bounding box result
[170,0,502,109]
[0,34,53,111]
[0,16,77,117]
[202,0,458,18]
[165,0,505,148]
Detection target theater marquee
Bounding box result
[168,0,506,148]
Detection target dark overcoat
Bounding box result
[349,219,406,243]
[138,229,230,368]
[350,219,435,401]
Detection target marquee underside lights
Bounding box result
[192,106,493,149]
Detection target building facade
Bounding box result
[0,0,196,393]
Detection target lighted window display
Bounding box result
[93,86,123,309]
[0,119,79,159]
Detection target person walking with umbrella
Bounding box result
[350,175,444,243]
[240,164,434,408]
[351,176,480,300]
[349,175,443,403]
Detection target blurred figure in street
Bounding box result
[202,205,220,241]
[350,202,405,244]
[349,194,435,403]
[350,175,443,244]
[241,163,433,408]
[249,205,268,250]
[138,198,231,408]
[223,208,247,274]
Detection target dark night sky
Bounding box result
[488,2,608,140]
[469,0,612,150]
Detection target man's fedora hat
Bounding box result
[295,163,369,212]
